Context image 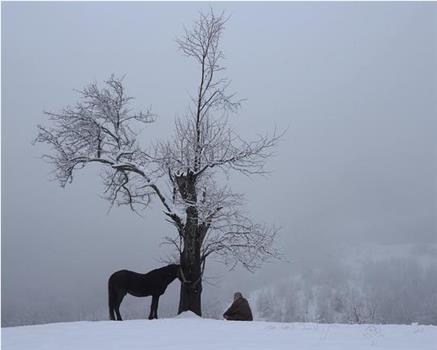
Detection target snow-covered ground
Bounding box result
[2,313,437,350]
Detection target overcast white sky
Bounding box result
[2,2,436,324]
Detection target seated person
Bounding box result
[223,292,253,321]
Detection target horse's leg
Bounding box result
[149,295,158,320]
[154,295,160,319]
[108,285,116,321]
[148,296,155,320]
[109,305,116,321]
[115,292,126,321]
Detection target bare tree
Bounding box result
[35,10,281,316]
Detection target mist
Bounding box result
[2,2,436,326]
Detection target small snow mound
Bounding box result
[175,311,202,319]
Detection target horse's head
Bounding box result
[165,264,181,281]
[176,265,194,284]
[165,264,192,284]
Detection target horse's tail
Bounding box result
[108,279,116,321]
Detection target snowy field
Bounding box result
[2,313,437,350]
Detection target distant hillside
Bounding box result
[249,243,437,325]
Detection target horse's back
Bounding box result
[109,269,156,297]
[109,270,137,289]
[109,265,178,298]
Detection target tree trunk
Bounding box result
[176,174,203,316]
[178,253,202,316]
[178,221,203,315]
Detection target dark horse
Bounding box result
[108,264,180,320]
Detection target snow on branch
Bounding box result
[154,9,283,271]
[201,213,280,272]
[157,9,282,180]
[34,75,174,215]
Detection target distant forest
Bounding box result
[250,256,437,325]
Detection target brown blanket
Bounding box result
[223,297,253,321]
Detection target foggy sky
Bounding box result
[2,2,436,325]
